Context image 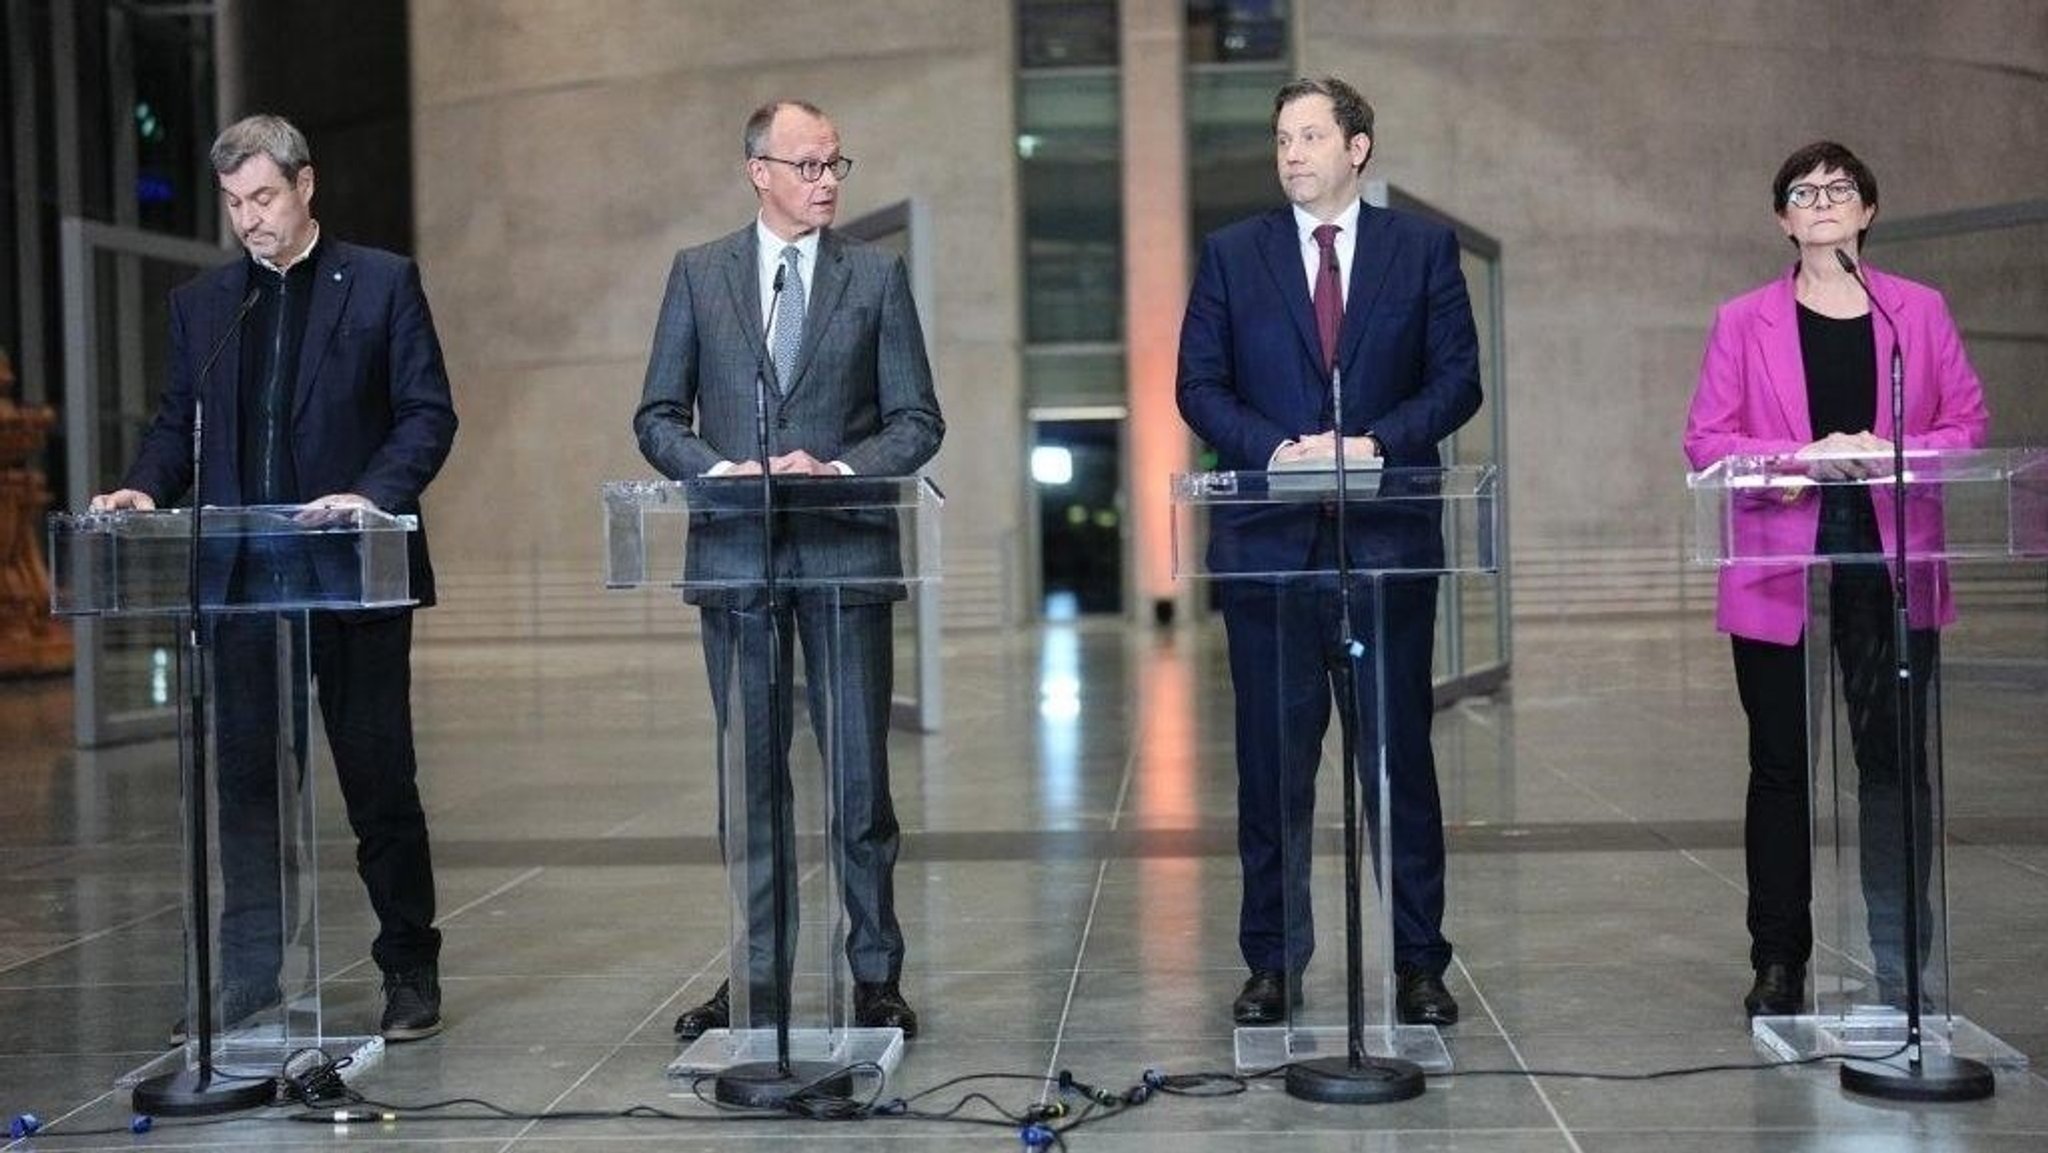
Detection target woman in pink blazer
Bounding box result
[1683,141,1989,1019]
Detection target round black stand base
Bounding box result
[713,1060,855,1108]
[1285,1055,1426,1104]
[1840,1052,1995,1102]
[132,1067,276,1116]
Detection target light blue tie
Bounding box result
[772,245,806,392]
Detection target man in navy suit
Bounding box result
[94,114,458,1042]
[1177,77,1481,1027]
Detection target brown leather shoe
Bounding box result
[673,980,730,1041]
[853,980,919,1039]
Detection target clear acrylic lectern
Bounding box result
[1690,446,2048,1070]
[49,504,418,1104]
[603,475,941,1084]
[1172,464,1499,1075]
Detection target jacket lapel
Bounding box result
[786,230,849,397]
[1335,204,1394,377]
[211,262,251,447]
[291,242,353,423]
[720,228,770,376]
[1755,268,1811,440]
[1255,210,1324,376]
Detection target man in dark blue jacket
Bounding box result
[94,114,457,1042]
[1177,77,1481,1029]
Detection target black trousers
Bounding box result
[211,608,440,985]
[1731,561,1936,983]
[700,595,903,1013]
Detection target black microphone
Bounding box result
[190,286,264,487]
[754,264,787,480]
[184,284,263,633]
[1834,248,1907,465]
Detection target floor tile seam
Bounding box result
[492,862,838,1146]
[322,864,548,987]
[0,902,180,980]
[1037,734,1144,1105]
[1453,954,1589,1153]
[0,1085,117,1152]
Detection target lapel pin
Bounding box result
[332,271,343,281]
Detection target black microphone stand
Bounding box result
[1284,355,1426,1105]
[715,261,851,1108]
[136,289,273,1116]
[1834,249,1992,1102]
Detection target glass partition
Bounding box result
[1366,182,1511,701]
[58,219,231,746]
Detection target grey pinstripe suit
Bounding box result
[634,223,943,996]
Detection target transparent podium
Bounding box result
[1172,464,1499,1077]
[48,504,418,1111]
[1690,447,2048,1071]
[603,476,940,1090]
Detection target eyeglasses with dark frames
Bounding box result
[1785,179,1859,210]
[754,155,854,183]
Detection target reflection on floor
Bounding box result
[3,612,2047,1150]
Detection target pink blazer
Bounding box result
[1683,264,1989,644]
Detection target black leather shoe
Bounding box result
[1231,969,1301,1025]
[854,980,919,1038]
[1395,969,1460,1026]
[380,964,444,1042]
[1744,962,1805,1017]
[673,980,730,1041]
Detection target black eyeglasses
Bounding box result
[754,155,854,183]
[1785,179,1859,210]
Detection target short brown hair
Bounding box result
[1273,76,1375,171]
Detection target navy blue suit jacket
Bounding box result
[123,239,458,607]
[1176,203,1482,578]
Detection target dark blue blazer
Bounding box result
[1177,203,1482,577]
[123,239,458,608]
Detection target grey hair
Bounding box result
[209,114,312,179]
[742,100,827,158]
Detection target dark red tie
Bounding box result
[1312,223,1343,373]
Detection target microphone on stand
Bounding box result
[133,281,274,1116]
[1829,247,1989,1100]
[187,286,263,636]
[757,265,786,475]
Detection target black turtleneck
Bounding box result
[237,240,320,503]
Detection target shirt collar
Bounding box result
[1292,198,1361,245]
[254,224,321,276]
[755,217,821,268]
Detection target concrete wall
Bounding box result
[408,2,2046,634]
[1295,0,2048,613]
[409,1,1020,637]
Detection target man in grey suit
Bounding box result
[635,100,943,1041]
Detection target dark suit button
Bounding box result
[776,417,790,430]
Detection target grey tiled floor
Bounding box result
[3,610,2047,1150]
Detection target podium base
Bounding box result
[713,1060,855,1108]
[1841,1051,1995,1102]
[1236,1023,1450,1074]
[668,1026,903,1081]
[132,1067,276,1116]
[1284,1055,1426,1104]
[1752,1010,2029,1069]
